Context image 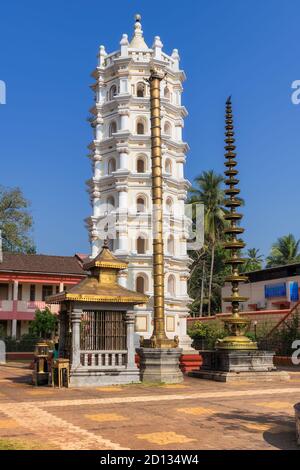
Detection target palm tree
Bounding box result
[189,170,225,315]
[242,248,264,272]
[266,234,300,267]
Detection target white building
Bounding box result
[222,263,300,312]
[86,15,193,351]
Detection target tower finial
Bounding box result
[129,13,148,49]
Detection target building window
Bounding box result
[166,197,173,214]
[109,121,117,137]
[17,284,22,301]
[137,157,146,173]
[167,235,175,255]
[137,196,146,213]
[167,275,176,297]
[137,121,145,135]
[108,158,116,174]
[30,284,36,302]
[106,196,115,213]
[109,84,117,100]
[137,236,146,254]
[42,285,53,301]
[164,87,170,100]
[165,158,172,174]
[136,276,145,294]
[0,284,9,300]
[137,82,145,97]
[164,122,172,137]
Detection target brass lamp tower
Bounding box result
[216,97,257,350]
[141,69,178,349]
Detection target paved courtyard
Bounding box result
[0,364,299,450]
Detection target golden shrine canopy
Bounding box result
[47,241,148,305]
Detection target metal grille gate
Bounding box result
[80,311,127,351]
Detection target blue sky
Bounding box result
[0,0,299,259]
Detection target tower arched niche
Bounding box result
[108,120,117,137]
[136,116,148,135]
[136,193,148,213]
[136,153,147,173]
[167,274,176,297]
[136,82,145,97]
[135,272,149,294]
[164,121,172,137]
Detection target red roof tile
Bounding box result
[0,252,86,276]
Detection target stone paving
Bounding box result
[0,364,299,450]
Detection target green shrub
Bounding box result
[29,308,57,339]
[188,320,226,349]
[4,333,38,352]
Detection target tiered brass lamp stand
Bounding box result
[137,69,183,383]
[189,97,289,382]
[216,96,257,351]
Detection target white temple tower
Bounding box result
[86,15,193,351]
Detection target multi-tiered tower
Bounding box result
[86,15,192,351]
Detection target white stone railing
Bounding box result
[79,350,127,369]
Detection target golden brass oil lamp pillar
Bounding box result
[141,69,178,349]
[216,97,257,350]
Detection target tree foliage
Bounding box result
[241,248,264,273]
[266,234,300,267]
[188,170,227,316]
[0,185,35,253]
[187,320,227,349]
[29,308,57,339]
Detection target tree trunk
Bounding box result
[208,242,215,316]
[199,262,205,317]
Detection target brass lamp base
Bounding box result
[216,336,257,350]
[215,316,257,350]
[140,334,179,349]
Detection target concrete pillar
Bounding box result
[93,191,101,217]
[119,151,128,169]
[71,309,82,369]
[125,311,137,369]
[12,280,18,339]
[118,233,128,253]
[176,125,182,141]
[59,282,64,292]
[11,320,17,339]
[13,280,18,300]
[178,161,184,179]
[94,159,102,179]
[119,113,129,131]
[118,189,128,210]
[95,117,104,141]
